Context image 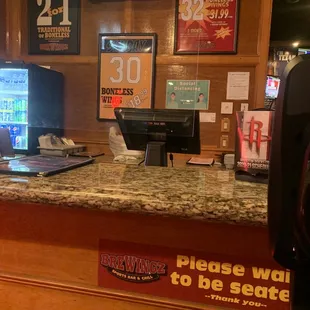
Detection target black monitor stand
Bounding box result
[145,141,168,167]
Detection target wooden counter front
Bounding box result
[0,163,287,310]
[0,201,273,310]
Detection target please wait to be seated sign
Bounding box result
[171,255,289,308]
[98,240,289,310]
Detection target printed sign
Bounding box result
[98,34,156,120]
[166,80,210,110]
[268,48,297,77]
[28,0,81,55]
[235,111,274,174]
[175,0,239,54]
[99,240,289,310]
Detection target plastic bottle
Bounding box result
[15,136,21,149]
[13,100,18,122]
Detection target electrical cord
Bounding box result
[169,153,174,167]
[138,159,145,166]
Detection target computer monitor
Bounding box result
[298,48,310,55]
[114,108,201,167]
[266,75,281,99]
[0,128,15,157]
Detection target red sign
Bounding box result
[99,240,290,310]
[175,0,239,54]
[235,111,274,174]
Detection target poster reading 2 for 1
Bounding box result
[98,34,156,120]
[175,0,239,54]
[28,0,81,54]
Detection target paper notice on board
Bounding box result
[226,72,250,100]
[200,112,216,123]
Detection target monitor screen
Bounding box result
[114,108,201,166]
[298,48,310,55]
[266,76,281,99]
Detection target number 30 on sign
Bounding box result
[97,34,157,120]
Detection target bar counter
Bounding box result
[0,160,287,310]
[0,163,268,226]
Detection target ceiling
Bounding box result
[271,0,310,42]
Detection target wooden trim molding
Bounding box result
[0,272,228,310]
[68,138,234,153]
[5,0,22,58]
[21,55,259,66]
[254,0,273,108]
[158,55,259,66]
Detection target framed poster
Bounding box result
[166,80,210,110]
[28,0,81,55]
[175,0,239,54]
[97,33,157,121]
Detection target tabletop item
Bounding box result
[224,154,235,169]
[38,134,86,157]
[0,128,15,157]
[187,157,214,166]
[0,155,94,177]
[109,126,145,161]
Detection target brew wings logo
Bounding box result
[101,253,167,283]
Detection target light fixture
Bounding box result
[292,41,300,47]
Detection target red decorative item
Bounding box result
[99,239,289,310]
[175,0,239,54]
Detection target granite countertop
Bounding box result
[0,162,268,226]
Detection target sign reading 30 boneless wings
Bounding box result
[97,34,157,120]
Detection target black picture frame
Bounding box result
[174,0,240,55]
[97,33,157,121]
[28,0,81,55]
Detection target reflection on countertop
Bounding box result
[0,163,268,226]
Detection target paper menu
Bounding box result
[226,72,250,100]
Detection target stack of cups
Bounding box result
[224,154,235,169]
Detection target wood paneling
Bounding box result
[0,0,6,58]
[15,0,270,156]
[155,65,256,148]
[0,276,230,310]
[51,62,255,150]
[5,0,22,59]
[0,201,272,309]
[132,0,175,55]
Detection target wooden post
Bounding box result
[5,0,22,59]
[254,0,273,108]
[123,0,133,33]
